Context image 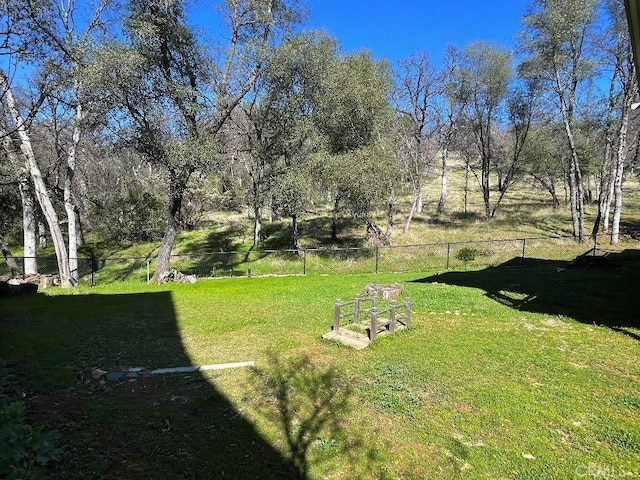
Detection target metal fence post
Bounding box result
[147,260,150,284]
[303,249,307,275]
[521,238,526,267]
[375,246,379,274]
[354,294,361,324]
[446,243,451,269]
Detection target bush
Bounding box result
[1,360,62,479]
[455,247,480,266]
[91,188,166,244]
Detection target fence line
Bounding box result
[0,235,595,285]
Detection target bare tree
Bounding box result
[0,71,71,284]
[1,0,114,284]
[520,0,599,241]
[394,50,442,232]
[456,42,512,220]
[436,46,467,214]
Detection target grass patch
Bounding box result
[1,253,640,478]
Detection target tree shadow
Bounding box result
[411,249,640,338]
[300,216,366,248]
[0,291,304,479]
[252,353,367,479]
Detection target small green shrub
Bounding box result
[1,360,62,480]
[455,247,480,266]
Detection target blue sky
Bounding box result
[304,0,530,64]
[187,1,530,65]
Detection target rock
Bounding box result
[362,283,404,300]
[158,269,198,284]
[91,368,107,380]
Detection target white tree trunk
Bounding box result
[403,193,418,234]
[64,92,82,280]
[416,187,424,214]
[603,175,615,233]
[611,73,636,244]
[19,174,38,275]
[0,130,37,275]
[437,146,448,213]
[253,205,262,247]
[1,71,71,286]
[38,221,47,249]
[611,97,633,244]
[610,152,624,245]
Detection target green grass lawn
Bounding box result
[2,251,639,479]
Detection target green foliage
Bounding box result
[0,360,62,480]
[91,187,165,244]
[319,51,394,154]
[457,42,512,110]
[455,246,480,265]
[325,143,399,219]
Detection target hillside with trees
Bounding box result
[1,0,639,285]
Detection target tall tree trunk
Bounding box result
[65,91,82,280]
[416,186,424,214]
[386,196,394,238]
[610,151,624,245]
[153,169,189,281]
[38,221,47,249]
[403,188,419,234]
[603,173,615,233]
[610,68,637,244]
[437,146,448,214]
[253,204,262,247]
[331,194,340,242]
[464,160,470,214]
[75,204,85,247]
[0,232,20,278]
[591,165,613,241]
[0,71,71,285]
[549,178,560,209]
[554,69,584,241]
[291,214,300,251]
[610,90,635,244]
[18,174,38,275]
[591,131,614,241]
[1,132,37,275]
[481,155,491,221]
[567,159,585,241]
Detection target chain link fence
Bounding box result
[0,235,594,285]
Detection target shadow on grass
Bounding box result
[253,353,360,478]
[412,249,640,338]
[300,216,366,248]
[620,220,640,240]
[0,292,303,479]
